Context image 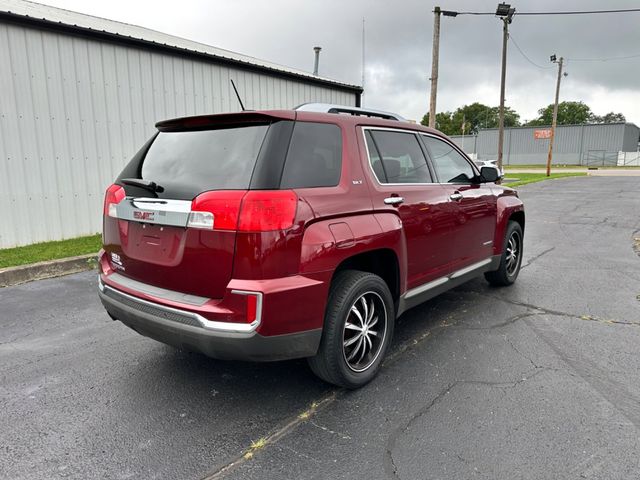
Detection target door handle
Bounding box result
[449,192,463,201]
[384,196,404,206]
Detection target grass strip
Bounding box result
[0,234,101,269]
[503,172,586,188]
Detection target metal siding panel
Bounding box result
[201,62,213,113]
[0,24,27,246]
[114,46,135,166]
[101,43,125,177]
[42,29,80,241]
[192,62,205,114]
[126,48,146,148]
[151,53,166,120]
[72,37,102,234]
[161,55,175,117]
[27,28,63,242]
[7,25,44,244]
[173,57,186,117]
[251,71,259,110]
[622,124,640,151]
[63,35,94,235]
[260,75,268,109]
[212,63,223,112]
[138,51,157,137]
[87,40,117,194]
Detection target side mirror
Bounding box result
[480,166,500,183]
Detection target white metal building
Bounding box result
[0,0,362,248]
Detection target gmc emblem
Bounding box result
[133,210,154,221]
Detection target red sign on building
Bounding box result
[534,129,552,139]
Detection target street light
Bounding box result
[496,2,516,21]
[495,3,516,170]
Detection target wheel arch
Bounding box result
[493,196,525,255]
[332,248,401,308]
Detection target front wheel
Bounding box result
[308,270,395,389]
[485,221,523,286]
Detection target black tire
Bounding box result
[308,270,395,389]
[485,220,523,286]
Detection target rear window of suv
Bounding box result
[141,124,269,191]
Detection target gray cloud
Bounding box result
[36,0,640,124]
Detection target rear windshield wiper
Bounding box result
[121,178,165,193]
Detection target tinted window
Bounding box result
[368,130,432,184]
[365,131,386,182]
[280,122,342,188]
[422,135,475,184]
[141,125,268,192]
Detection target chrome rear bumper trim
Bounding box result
[99,277,260,334]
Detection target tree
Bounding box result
[422,103,520,135]
[525,101,592,126]
[591,112,626,124]
[421,111,458,135]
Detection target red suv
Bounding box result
[98,104,524,388]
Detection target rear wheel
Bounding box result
[485,221,523,286]
[308,270,394,389]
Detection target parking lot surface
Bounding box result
[1,176,639,479]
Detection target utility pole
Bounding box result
[546,56,564,176]
[428,6,441,128]
[495,3,515,171]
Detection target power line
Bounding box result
[444,8,640,16]
[567,53,640,62]
[516,8,640,16]
[508,33,554,69]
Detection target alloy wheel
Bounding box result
[505,230,521,276]
[342,291,387,373]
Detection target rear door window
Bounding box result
[280,122,342,188]
[367,130,432,184]
[421,135,476,184]
[141,124,269,192]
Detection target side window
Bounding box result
[365,131,386,182]
[421,135,475,184]
[367,130,432,184]
[280,122,342,188]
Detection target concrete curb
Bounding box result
[0,253,97,288]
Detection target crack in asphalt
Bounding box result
[481,293,640,328]
[524,316,640,432]
[453,311,539,331]
[383,368,548,480]
[383,381,455,480]
[520,247,556,270]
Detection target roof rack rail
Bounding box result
[294,103,406,121]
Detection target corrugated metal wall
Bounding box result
[450,123,639,166]
[0,21,356,248]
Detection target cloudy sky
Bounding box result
[36,0,640,125]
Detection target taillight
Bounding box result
[237,190,297,232]
[188,190,298,231]
[104,184,125,217]
[189,191,245,230]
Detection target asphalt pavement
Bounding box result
[1,176,639,480]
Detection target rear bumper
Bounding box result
[98,275,324,361]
